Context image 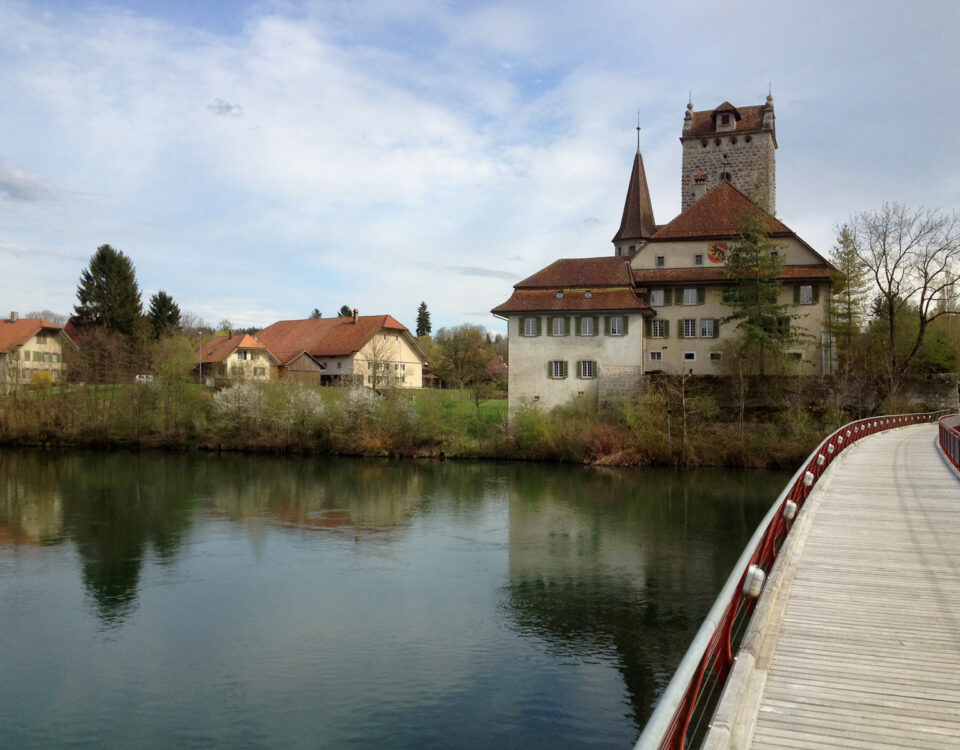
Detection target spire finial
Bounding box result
[636,108,641,153]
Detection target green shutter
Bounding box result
[536,317,542,336]
[793,285,800,305]
[713,319,720,338]
[778,317,790,335]
[812,284,820,304]
[576,360,581,378]
[594,361,599,377]
[645,319,652,338]
[592,316,599,336]
[622,316,629,335]
[548,316,555,336]
[664,320,670,338]
[697,287,706,305]
[561,361,568,378]
[565,316,571,336]
[663,288,672,306]
[547,361,553,378]
[575,317,582,335]
[604,316,611,335]
[677,320,684,338]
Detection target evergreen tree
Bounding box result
[415,301,432,337]
[722,206,795,375]
[827,224,871,377]
[338,305,353,318]
[74,244,143,335]
[309,308,323,319]
[147,290,182,339]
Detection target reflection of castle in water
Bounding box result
[504,466,775,730]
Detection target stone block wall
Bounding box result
[681,132,776,212]
[598,365,645,404]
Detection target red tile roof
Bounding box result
[612,151,657,243]
[492,287,650,314]
[649,182,792,241]
[686,103,766,137]
[514,257,636,288]
[255,315,410,365]
[197,332,276,365]
[0,318,64,353]
[632,265,835,285]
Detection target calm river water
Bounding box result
[0,451,789,749]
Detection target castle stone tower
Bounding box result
[680,96,776,213]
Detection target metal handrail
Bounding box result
[633,410,948,750]
[938,414,960,472]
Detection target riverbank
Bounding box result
[0,380,912,468]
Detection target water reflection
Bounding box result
[0,450,785,745]
[502,465,784,726]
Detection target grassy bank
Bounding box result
[0,378,890,469]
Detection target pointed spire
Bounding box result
[636,109,641,154]
[612,148,656,244]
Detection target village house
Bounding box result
[493,96,834,413]
[255,311,427,388]
[0,312,76,390]
[196,332,278,384]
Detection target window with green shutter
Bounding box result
[522,316,542,336]
[548,360,568,379]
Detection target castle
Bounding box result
[493,96,834,414]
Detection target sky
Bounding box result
[1,0,958,333]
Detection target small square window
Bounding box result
[683,352,696,361]
[710,352,723,361]
[649,351,663,362]
[695,254,703,266]
[656,256,665,268]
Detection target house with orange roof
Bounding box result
[0,312,76,389]
[256,310,427,388]
[195,331,279,384]
[493,96,834,412]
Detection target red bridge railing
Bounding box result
[938,414,960,472]
[634,410,950,750]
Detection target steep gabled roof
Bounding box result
[612,151,657,243]
[649,181,792,241]
[256,315,411,365]
[0,318,65,353]
[198,333,277,365]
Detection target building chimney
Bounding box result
[353,308,358,324]
[10,311,18,322]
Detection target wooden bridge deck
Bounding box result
[724,424,960,749]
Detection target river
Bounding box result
[0,451,788,749]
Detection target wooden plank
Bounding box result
[740,425,960,749]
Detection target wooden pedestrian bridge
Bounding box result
[635,411,960,750]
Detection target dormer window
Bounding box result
[556,290,563,299]
[721,114,730,125]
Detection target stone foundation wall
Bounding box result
[598,365,645,405]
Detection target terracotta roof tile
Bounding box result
[255,315,410,365]
[514,257,635,289]
[649,182,792,241]
[612,151,657,242]
[492,288,650,314]
[632,265,834,285]
[686,103,766,137]
[198,332,277,365]
[0,318,64,353]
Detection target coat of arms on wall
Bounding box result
[708,242,727,264]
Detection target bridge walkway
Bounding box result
[734,424,960,749]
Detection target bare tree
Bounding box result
[363,333,399,388]
[851,203,960,396]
